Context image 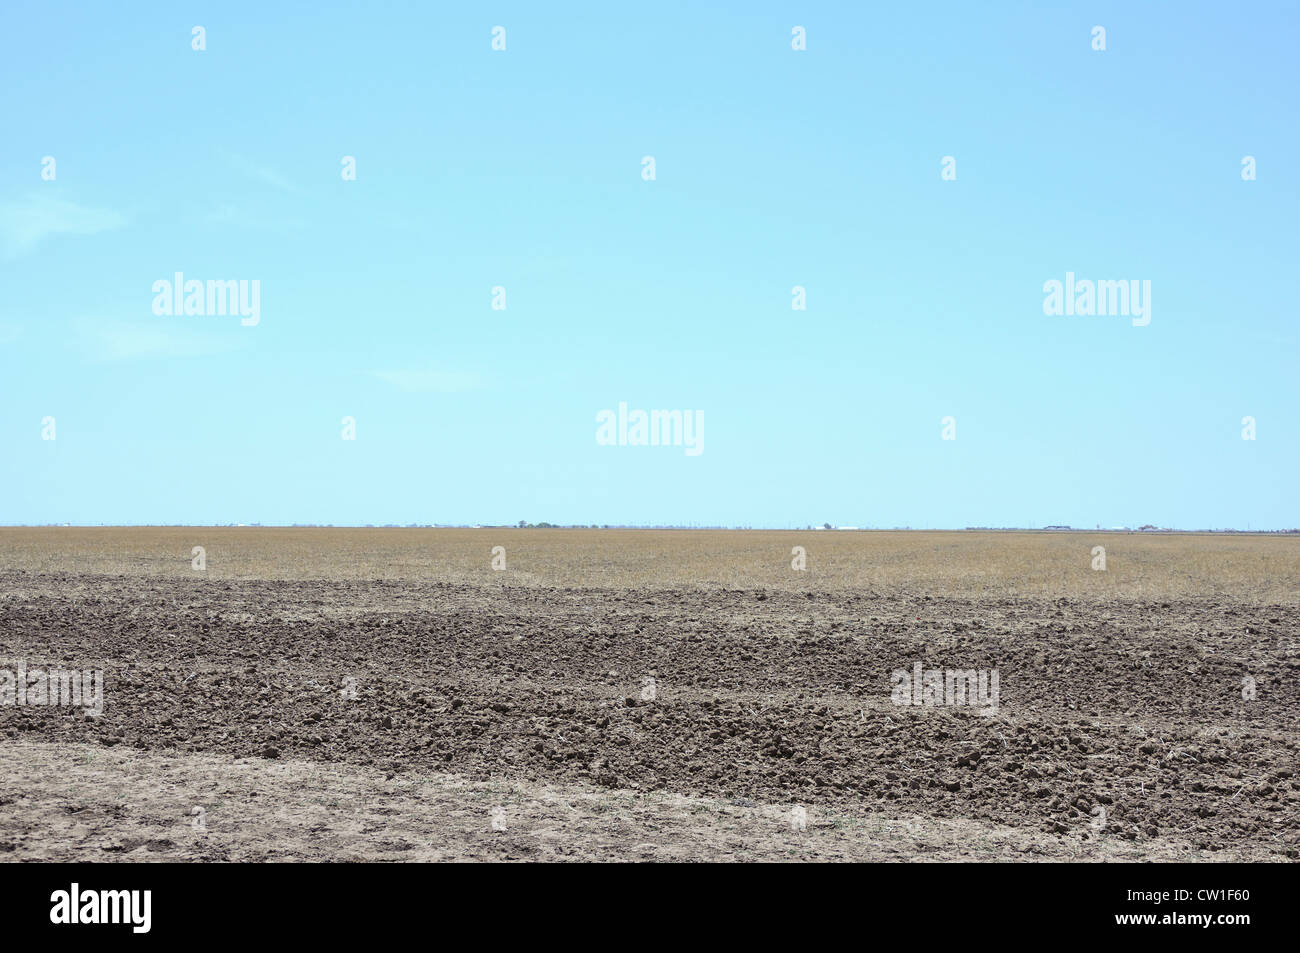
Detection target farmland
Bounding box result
[1,528,1296,861]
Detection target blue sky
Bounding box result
[1,2,1296,528]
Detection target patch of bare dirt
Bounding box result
[2,562,1296,860]
[0,742,1276,862]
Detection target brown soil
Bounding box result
[1,528,1296,861]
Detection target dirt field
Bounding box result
[1,528,1297,861]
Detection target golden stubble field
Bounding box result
[2,527,1297,602]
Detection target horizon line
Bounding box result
[2,524,1297,535]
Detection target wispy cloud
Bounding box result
[0,194,128,257]
[230,154,306,195]
[201,204,306,230]
[372,369,482,393]
[73,316,246,362]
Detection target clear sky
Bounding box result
[2,2,1296,528]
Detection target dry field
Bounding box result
[1,527,1297,861]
